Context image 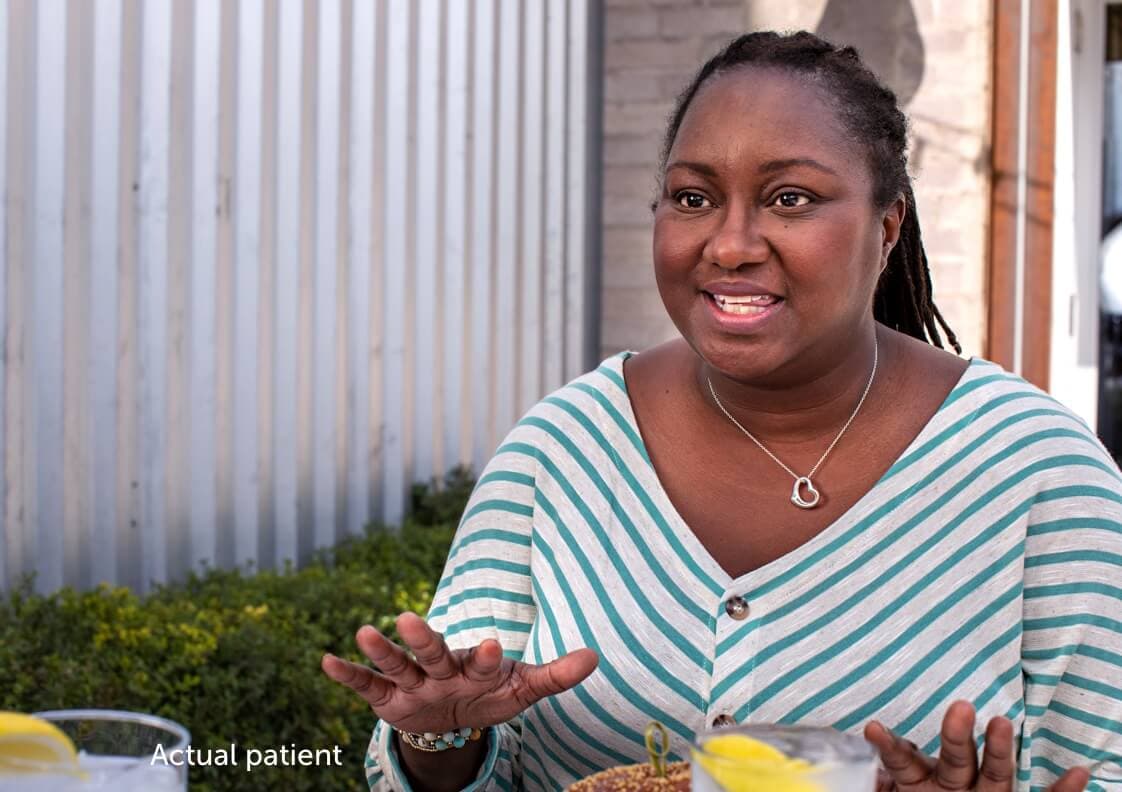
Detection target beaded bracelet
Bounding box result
[398,726,483,752]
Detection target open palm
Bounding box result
[322,612,599,735]
[866,701,1089,792]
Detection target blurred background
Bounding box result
[0,0,1116,594]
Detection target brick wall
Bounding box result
[598,0,992,359]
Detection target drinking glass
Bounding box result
[691,723,877,791]
[0,709,189,791]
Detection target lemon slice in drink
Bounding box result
[694,734,821,792]
[0,712,82,775]
[702,733,793,763]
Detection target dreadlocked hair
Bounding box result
[660,30,961,354]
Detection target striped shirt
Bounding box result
[365,352,1122,792]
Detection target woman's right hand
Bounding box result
[321,612,600,735]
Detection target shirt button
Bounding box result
[711,714,737,728]
[724,596,750,620]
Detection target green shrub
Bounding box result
[0,468,471,791]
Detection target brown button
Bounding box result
[724,596,750,620]
[711,714,736,728]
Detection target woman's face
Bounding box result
[653,66,902,384]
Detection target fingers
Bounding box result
[874,767,897,792]
[975,716,1015,791]
[864,720,934,788]
[865,706,1083,792]
[933,700,979,790]
[463,638,505,683]
[321,653,395,709]
[1048,767,1091,792]
[356,624,426,691]
[396,612,460,681]
[520,648,600,703]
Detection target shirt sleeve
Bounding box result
[364,435,538,791]
[1021,434,1122,791]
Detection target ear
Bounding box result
[880,195,906,273]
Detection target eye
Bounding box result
[675,191,714,209]
[773,192,811,209]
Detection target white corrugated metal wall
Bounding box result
[0,0,602,593]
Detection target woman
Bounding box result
[323,32,1121,791]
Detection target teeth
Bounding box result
[713,293,776,305]
[711,293,779,315]
[715,301,773,315]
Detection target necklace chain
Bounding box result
[706,335,878,501]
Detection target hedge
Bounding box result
[0,468,474,791]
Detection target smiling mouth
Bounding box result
[705,292,784,315]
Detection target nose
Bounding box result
[702,204,770,270]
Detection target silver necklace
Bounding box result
[706,335,878,510]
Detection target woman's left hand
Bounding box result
[864,700,1090,791]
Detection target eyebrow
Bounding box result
[759,157,839,176]
[665,157,838,177]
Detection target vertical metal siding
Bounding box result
[0,0,8,590]
[189,0,219,577]
[0,0,599,593]
[39,1,68,591]
[90,0,122,590]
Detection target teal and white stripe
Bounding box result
[365,352,1122,791]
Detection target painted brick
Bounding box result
[603,163,661,201]
[604,226,654,260]
[659,4,746,40]
[608,0,707,8]
[603,100,675,137]
[602,256,658,290]
[602,286,676,320]
[744,2,824,32]
[600,312,680,356]
[605,8,661,41]
[604,37,708,71]
[605,71,666,103]
[603,134,665,167]
[604,197,657,229]
[701,32,740,57]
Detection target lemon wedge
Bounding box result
[0,712,82,776]
[701,734,792,764]
[694,734,821,792]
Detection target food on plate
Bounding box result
[567,759,690,791]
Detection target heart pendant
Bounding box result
[791,476,821,509]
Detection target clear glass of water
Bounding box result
[691,723,877,791]
[1,709,189,791]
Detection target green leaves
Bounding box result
[0,474,469,791]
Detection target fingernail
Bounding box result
[877,723,901,743]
